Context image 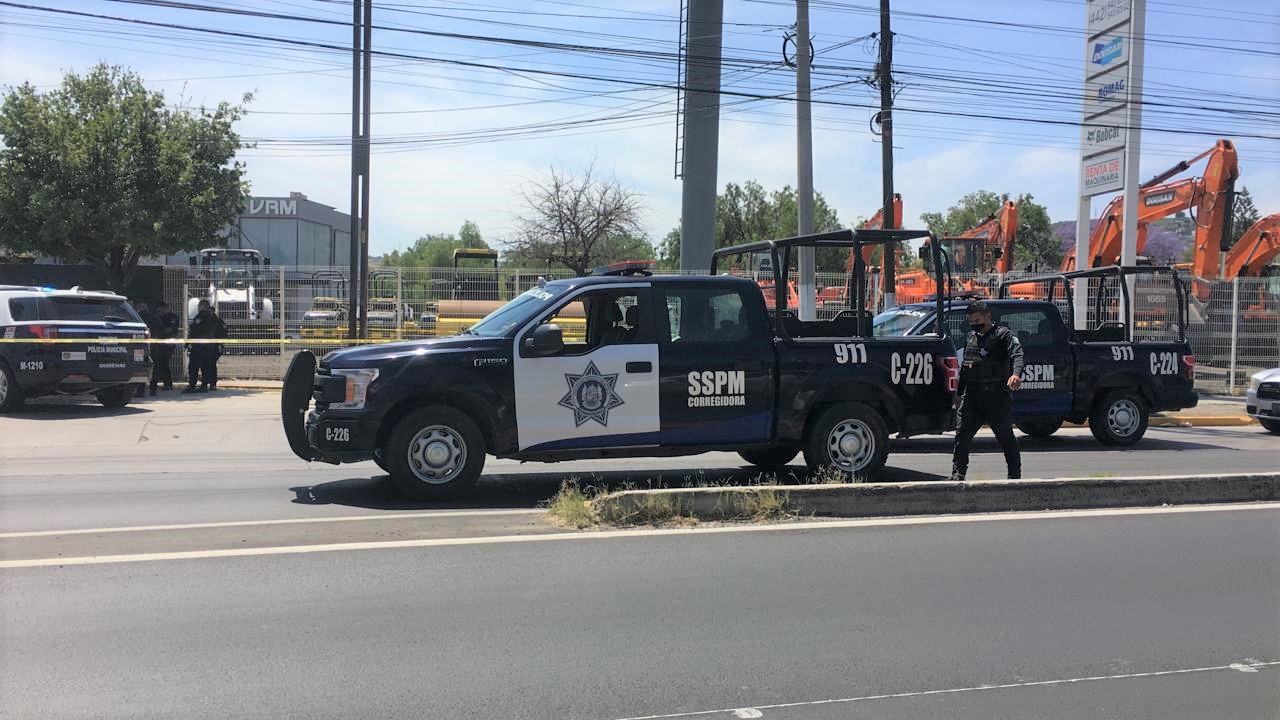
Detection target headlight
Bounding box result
[1248,376,1263,392]
[330,368,379,410]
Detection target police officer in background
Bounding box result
[147,300,180,394]
[184,300,228,393]
[952,300,1025,481]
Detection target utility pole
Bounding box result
[348,0,372,339]
[796,0,815,320]
[677,0,724,273]
[877,0,896,310]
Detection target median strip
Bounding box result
[586,472,1280,525]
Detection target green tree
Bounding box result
[383,221,490,268]
[0,64,249,290]
[920,190,1057,269]
[661,180,846,271]
[1231,186,1260,247]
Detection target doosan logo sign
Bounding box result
[1144,191,1176,207]
[1092,37,1124,67]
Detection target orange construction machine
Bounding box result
[1062,139,1238,271]
[892,201,1018,305]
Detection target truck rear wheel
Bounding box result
[738,447,798,469]
[96,386,134,409]
[804,402,889,478]
[1017,419,1062,438]
[1260,418,1280,435]
[384,405,484,500]
[1089,390,1148,446]
[0,363,23,413]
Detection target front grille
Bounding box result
[1259,383,1280,400]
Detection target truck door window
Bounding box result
[535,290,648,355]
[662,288,749,343]
[996,309,1058,348]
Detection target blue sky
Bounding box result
[2,0,1277,256]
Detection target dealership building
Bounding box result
[167,192,352,266]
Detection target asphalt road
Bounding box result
[2,392,1277,538]
[2,505,1277,719]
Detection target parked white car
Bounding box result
[1245,367,1280,435]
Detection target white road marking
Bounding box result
[1,502,1276,569]
[732,710,762,718]
[0,509,547,538]
[610,661,1280,720]
[1229,663,1260,673]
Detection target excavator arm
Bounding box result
[846,193,903,271]
[1061,139,1238,271]
[1223,214,1280,279]
[954,200,1018,273]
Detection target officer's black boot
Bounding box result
[950,465,966,482]
[1008,466,1021,480]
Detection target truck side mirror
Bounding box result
[918,246,929,260]
[524,323,564,356]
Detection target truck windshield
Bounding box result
[872,307,930,336]
[468,286,568,337]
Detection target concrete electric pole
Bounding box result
[677,0,725,273]
[796,0,816,320]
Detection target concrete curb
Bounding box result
[1059,415,1259,428]
[591,473,1280,523]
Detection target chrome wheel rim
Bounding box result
[827,419,875,472]
[1107,398,1141,438]
[0,370,8,404]
[407,425,467,484]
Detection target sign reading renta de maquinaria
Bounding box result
[1079,0,1140,198]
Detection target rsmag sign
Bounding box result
[1087,0,1130,37]
[1083,66,1128,119]
[1082,150,1125,196]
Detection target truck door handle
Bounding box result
[625,361,652,373]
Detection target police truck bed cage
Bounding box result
[997,265,1188,343]
[711,228,948,337]
[452,248,498,261]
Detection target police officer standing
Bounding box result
[147,300,180,394]
[952,300,1025,481]
[184,300,228,393]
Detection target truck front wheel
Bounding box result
[0,363,23,413]
[96,385,134,409]
[1017,419,1063,438]
[804,402,889,478]
[384,405,485,500]
[1089,390,1149,446]
[738,447,798,470]
[1260,418,1280,435]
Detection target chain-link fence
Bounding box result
[159,264,1280,392]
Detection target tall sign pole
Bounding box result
[1078,0,1143,327]
[878,0,896,310]
[348,0,372,339]
[796,0,816,321]
[677,0,724,274]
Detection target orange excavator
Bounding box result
[815,194,903,309]
[1062,139,1238,271]
[894,200,1019,304]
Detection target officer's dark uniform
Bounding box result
[952,321,1025,480]
[186,308,228,391]
[147,306,180,393]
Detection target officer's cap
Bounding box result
[967,300,990,313]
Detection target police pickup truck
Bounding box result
[873,266,1197,445]
[282,229,959,499]
[0,285,151,412]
